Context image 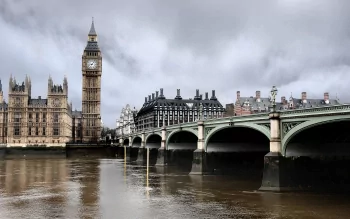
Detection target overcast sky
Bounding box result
[1,0,350,127]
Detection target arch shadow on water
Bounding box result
[167,131,198,173]
[206,127,269,178]
[129,137,142,162]
[144,134,161,166]
[284,120,350,191]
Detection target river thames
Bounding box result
[0,158,350,219]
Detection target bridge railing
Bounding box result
[279,104,350,117]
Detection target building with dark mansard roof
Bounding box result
[135,88,225,131]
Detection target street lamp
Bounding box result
[270,86,278,112]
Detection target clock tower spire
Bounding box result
[81,18,102,143]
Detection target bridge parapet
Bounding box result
[280,104,350,118]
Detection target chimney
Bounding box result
[256,91,261,99]
[175,89,182,100]
[281,96,286,104]
[205,92,209,100]
[194,89,200,100]
[237,91,241,99]
[210,90,217,100]
[324,92,329,104]
[159,88,165,99]
[200,94,203,100]
[148,95,151,102]
[152,93,155,100]
[156,91,159,99]
[301,92,307,100]
[324,92,329,100]
[145,97,147,103]
[38,96,41,100]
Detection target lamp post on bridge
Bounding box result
[260,85,286,191]
[270,85,278,112]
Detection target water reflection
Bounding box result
[0,158,350,219]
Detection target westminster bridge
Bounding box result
[116,104,350,191]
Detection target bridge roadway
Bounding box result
[116,104,350,191]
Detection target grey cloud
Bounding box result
[1,0,350,127]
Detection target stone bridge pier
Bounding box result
[259,112,285,191]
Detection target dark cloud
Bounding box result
[1,0,350,127]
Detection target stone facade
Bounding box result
[0,75,72,147]
[0,20,104,146]
[116,104,137,137]
[81,20,102,143]
[234,90,340,116]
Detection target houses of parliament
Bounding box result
[0,21,102,146]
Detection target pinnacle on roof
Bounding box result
[88,17,97,36]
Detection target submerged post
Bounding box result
[156,126,167,166]
[190,120,209,175]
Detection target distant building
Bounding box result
[234,90,341,116]
[116,104,138,136]
[135,89,225,131]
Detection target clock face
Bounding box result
[53,98,61,107]
[87,59,97,69]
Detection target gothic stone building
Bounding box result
[69,19,103,143]
[116,104,138,137]
[0,75,72,146]
[80,19,102,142]
[0,20,103,145]
[234,90,340,116]
[135,89,225,131]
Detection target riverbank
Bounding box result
[0,144,118,158]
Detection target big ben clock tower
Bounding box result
[82,19,102,143]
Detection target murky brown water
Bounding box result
[0,158,350,219]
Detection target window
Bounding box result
[36,113,39,122]
[53,113,59,123]
[53,128,59,136]
[43,113,46,122]
[14,126,20,136]
[28,127,31,136]
[29,113,32,122]
[35,127,39,135]
[42,127,46,136]
[14,112,21,123]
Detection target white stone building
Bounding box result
[116,104,137,137]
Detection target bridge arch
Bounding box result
[205,123,270,151]
[282,116,350,156]
[123,138,130,146]
[132,136,142,147]
[145,133,161,143]
[166,130,198,150]
[146,134,162,148]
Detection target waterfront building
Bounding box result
[116,104,138,137]
[135,89,225,131]
[0,75,72,146]
[0,20,104,145]
[234,90,341,116]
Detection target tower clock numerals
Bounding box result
[87,59,98,69]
